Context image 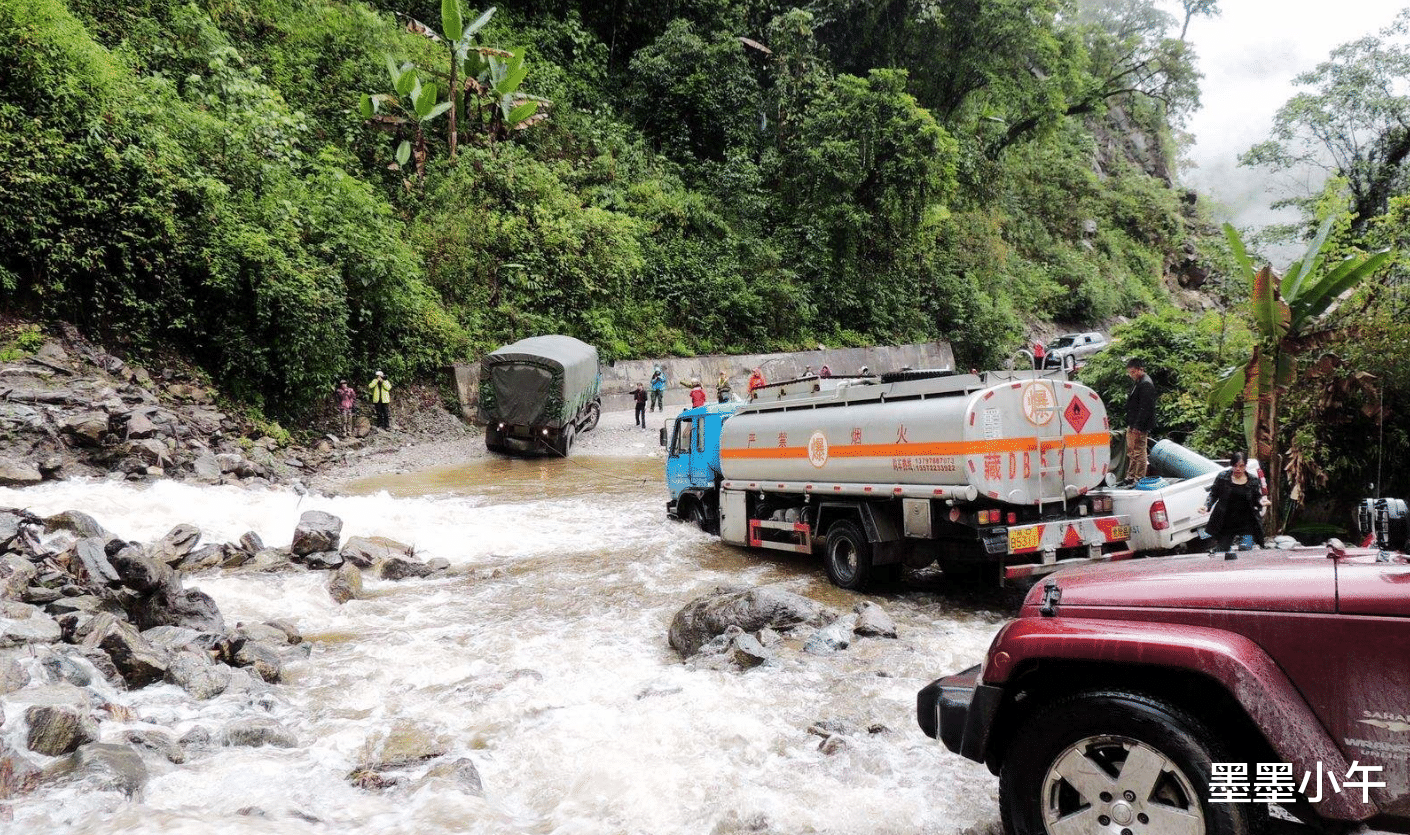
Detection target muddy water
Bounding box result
[2,457,1007,834]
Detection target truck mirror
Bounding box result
[659,425,668,447]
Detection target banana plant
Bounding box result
[1210,216,1391,531]
[359,60,452,180]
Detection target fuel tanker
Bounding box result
[663,368,1131,587]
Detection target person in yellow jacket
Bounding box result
[368,371,392,429]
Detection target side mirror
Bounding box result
[659,426,668,447]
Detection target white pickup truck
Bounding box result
[1094,440,1265,554]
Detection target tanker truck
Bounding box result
[664,369,1131,588]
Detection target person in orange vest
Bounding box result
[747,368,767,399]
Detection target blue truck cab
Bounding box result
[664,401,746,530]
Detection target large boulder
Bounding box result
[0,653,31,694]
[328,564,362,604]
[803,615,857,655]
[190,451,223,483]
[165,651,230,700]
[224,717,297,749]
[1,553,37,601]
[380,557,432,581]
[80,615,168,687]
[44,510,116,544]
[0,460,42,487]
[852,601,898,639]
[339,536,411,569]
[0,741,42,799]
[25,704,99,756]
[0,602,62,647]
[48,743,149,798]
[73,537,122,586]
[668,585,835,657]
[292,511,342,556]
[109,545,175,594]
[61,412,109,447]
[151,524,201,567]
[231,640,282,683]
[131,587,224,633]
[357,719,450,770]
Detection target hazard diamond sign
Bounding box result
[1064,396,1091,433]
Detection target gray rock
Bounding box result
[264,619,301,644]
[224,717,297,749]
[123,729,185,764]
[165,651,229,700]
[1,653,31,694]
[804,615,857,655]
[411,757,484,796]
[426,557,451,573]
[131,587,224,633]
[177,726,214,750]
[74,536,123,586]
[45,510,115,543]
[238,531,264,554]
[339,535,411,568]
[47,594,113,617]
[232,640,282,683]
[669,585,835,657]
[328,564,362,604]
[0,741,42,799]
[23,586,62,605]
[357,719,449,769]
[25,704,98,756]
[241,548,294,573]
[109,545,174,594]
[49,743,149,798]
[852,601,898,639]
[151,524,201,566]
[140,625,207,654]
[81,615,167,687]
[233,622,293,646]
[0,509,34,550]
[40,653,92,687]
[292,511,342,556]
[180,544,224,571]
[729,631,772,669]
[380,557,432,581]
[122,412,159,439]
[61,646,125,689]
[0,602,62,646]
[1,553,37,601]
[302,551,343,570]
[0,461,42,487]
[190,451,223,483]
[61,412,109,446]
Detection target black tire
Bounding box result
[999,690,1265,835]
[681,501,707,532]
[555,426,575,457]
[823,520,874,590]
[583,402,601,433]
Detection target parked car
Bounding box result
[1043,331,1108,369]
[917,540,1410,835]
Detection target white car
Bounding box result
[1043,331,1107,368]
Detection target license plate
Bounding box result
[1110,524,1131,541]
[1009,527,1041,552]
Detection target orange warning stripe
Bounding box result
[721,433,1109,460]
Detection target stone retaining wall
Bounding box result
[452,341,953,419]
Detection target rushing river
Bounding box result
[1,455,1006,834]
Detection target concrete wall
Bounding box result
[452,341,954,419]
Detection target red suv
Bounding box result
[918,543,1410,835]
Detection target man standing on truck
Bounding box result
[1124,357,1156,481]
[747,368,767,399]
[649,366,666,412]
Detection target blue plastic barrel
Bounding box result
[1149,439,1220,479]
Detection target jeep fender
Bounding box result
[985,616,1376,821]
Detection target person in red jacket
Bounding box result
[747,368,767,399]
[683,379,707,408]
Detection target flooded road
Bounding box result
[2,454,1008,834]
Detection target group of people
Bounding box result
[631,364,844,426]
[332,372,394,436]
[1122,356,1269,552]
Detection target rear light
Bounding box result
[1151,500,1169,531]
[978,509,994,525]
[1078,504,1089,516]
[1006,512,1017,525]
[949,507,962,523]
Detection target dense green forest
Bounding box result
[1,0,1407,526]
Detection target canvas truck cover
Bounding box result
[478,335,600,429]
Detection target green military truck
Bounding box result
[479,335,602,457]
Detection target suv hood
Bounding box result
[1027,549,1338,614]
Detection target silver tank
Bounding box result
[719,373,1111,505]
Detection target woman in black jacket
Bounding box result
[1199,451,1270,551]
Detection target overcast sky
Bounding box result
[1168,0,1406,254]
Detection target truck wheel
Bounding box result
[999,690,1264,835]
[823,520,873,590]
[583,402,601,432]
[681,502,714,533]
[556,426,575,457]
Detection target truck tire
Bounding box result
[583,402,601,433]
[823,520,874,590]
[999,690,1265,835]
[555,426,575,457]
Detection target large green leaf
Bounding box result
[395,140,411,166]
[1291,249,1391,328]
[1282,215,1335,301]
[385,56,401,89]
[506,100,538,125]
[425,101,453,121]
[394,65,418,97]
[1274,350,1297,390]
[507,46,525,75]
[1242,400,1258,458]
[414,82,439,119]
[1208,364,1247,410]
[441,0,462,43]
[1251,265,1290,340]
[493,64,529,98]
[462,6,495,39]
[1223,223,1254,284]
[359,93,375,119]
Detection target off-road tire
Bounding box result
[999,690,1265,835]
[823,520,874,590]
[583,402,601,433]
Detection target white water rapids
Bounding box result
[1,455,1005,834]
